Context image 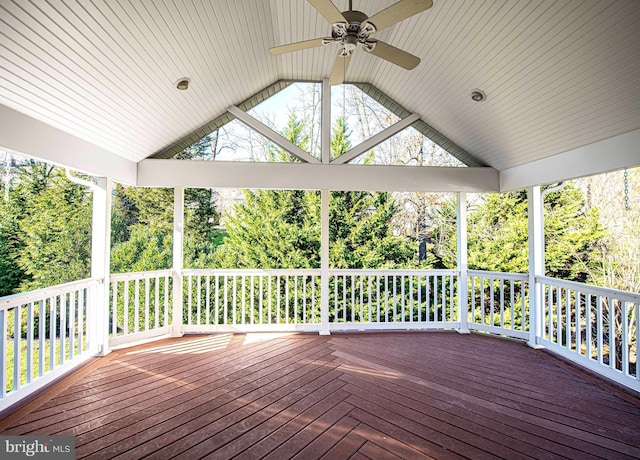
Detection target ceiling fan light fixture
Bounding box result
[176,78,190,90]
[471,89,486,102]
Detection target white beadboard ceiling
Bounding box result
[0,0,639,174]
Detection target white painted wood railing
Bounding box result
[538,276,639,392]
[329,269,459,331]
[468,270,529,339]
[181,269,459,332]
[0,278,99,410]
[108,270,173,346]
[2,269,638,410]
[182,269,322,332]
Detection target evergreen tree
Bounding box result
[0,200,25,295]
[216,114,415,269]
[16,168,92,290]
[430,185,603,280]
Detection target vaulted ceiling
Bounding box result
[0,0,639,189]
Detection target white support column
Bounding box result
[320,189,330,335]
[321,78,331,165]
[90,177,112,356]
[172,187,184,337]
[456,192,470,333]
[528,186,544,348]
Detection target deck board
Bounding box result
[1,331,639,459]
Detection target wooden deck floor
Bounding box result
[1,332,640,459]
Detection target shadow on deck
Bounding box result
[1,332,639,459]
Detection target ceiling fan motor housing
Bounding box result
[331,10,376,54]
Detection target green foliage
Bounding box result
[218,189,320,268]
[110,185,221,272]
[330,191,414,268]
[16,167,92,290]
[0,201,25,296]
[216,113,416,269]
[430,185,603,281]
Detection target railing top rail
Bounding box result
[110,269,173,282]
[468,270,529,281]
[0,277,101,310]
[537,275,640,303]
[181,268,322,276]
[328,269,458,276]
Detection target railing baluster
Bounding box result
[14,304,20,390]
[39,299,45,377]
[233,276,238,325]
[205,275,211,326]
[241,275,246,325]
[622,301,629,375]
[251,275,256,325]
[1,309,6,397]
[49,296,55,371]
[351,275,355,323]
[69,291,75,360]
[196,275,201,326]
[59,293,66,365]
[285,276,290,324]
[154,275,160,329]
[26,302,33,383]
[134,279,140,332]
[145,277,150,331]
[499,279,505,329]
[164,275,170,328]
[223,276,228,325]
[566,288,571,350]
[111,281,118,337]
[400,275,405,322]
[608,296,614,369]
[259,275,264,325]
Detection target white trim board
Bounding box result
[0,104,137,184]
[137,159,499,192]
[500,129,640,191]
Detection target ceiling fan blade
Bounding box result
[307,0,347,25]
[329,53,351,85]
[363,0,433,33]
[367,40,420,70]
[269,38,327,55]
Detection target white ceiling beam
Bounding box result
[0,104,137,184]
[137,159,499,192]
[227,105,320,164]
[331,113,421,165]
[500,129,640,191]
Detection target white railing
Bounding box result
[0,278,100,410]
[2,269,638,411]
[182,269,322,332]
[181,269,459,333]
[468,271,529,339]
[109,270,173,346]
[538,276,639,392]
[329,270,459,331]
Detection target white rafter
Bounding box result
[227,106,320,164]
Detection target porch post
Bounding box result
[319,78,331,335]
[527,186,544,348]
[90,177,112,356]
[320,188,330,335]
[456,192,469,333]
[172,186,184,336]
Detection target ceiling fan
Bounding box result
[269,0,433,85]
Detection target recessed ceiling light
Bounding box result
[470,89,486,102]
[176,78,190,90]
